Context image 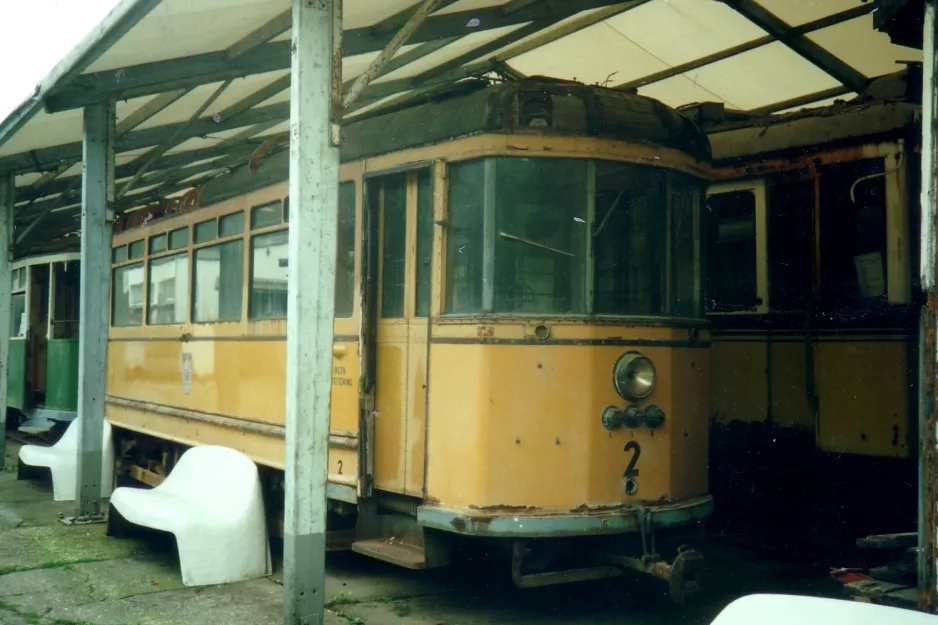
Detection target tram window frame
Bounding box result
[111,261,145,327]
[10,268,26,338]
[193,235,244,324]
[704,179,769,316]
[194,219,217,244]
[251,200,283,231]
[246,184,356,321]
[146,252,190,325]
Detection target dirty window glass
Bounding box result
[195,219,217,244]
[128,240,145,259]
[445,160,485,315]
[112,263,144,327]
[381,174,407,318]
[336,181,356,319]
[415,170,433,317]
[251,201,282,230]
[220,211,245,237]
[169,227,189,250]
[250,230,288,320]
[10,293,25,337]
[147,253,189,325]
[112,245,127,263]
[706,190,757,312]
[149,233,167,254]
[193,240,244,323]
[669,172,700,318]
[493,158,588,314]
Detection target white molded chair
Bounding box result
[710,594,938,625]
[107,445,272,587]
[18,417,115,502]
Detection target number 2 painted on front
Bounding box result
[623,441,641,478]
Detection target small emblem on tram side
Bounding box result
[181,353,192,395]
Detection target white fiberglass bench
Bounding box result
[17,416,115,502]
[710,594,938,625]
[107,444,271,587]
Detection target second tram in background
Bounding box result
[5,250,82,435]
[687,72,922,546]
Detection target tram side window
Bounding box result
[670,173,700,318]
[10,293,26,338]
[706,190,758,312]
[112,263,144,326]
[336,181,356,318]
[445,160,485,314]
[250,230,288,320]
[818,158,887,308]
[768,177,814,311]
[415,170,433,318]
[147,253,189,325]
[381,174,407,318]
[193,240,244,322]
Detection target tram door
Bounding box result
[365,167,434,497]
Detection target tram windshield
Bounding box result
[445,157,702,318]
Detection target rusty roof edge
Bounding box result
[0,0,161,159]
[708,101,921,163]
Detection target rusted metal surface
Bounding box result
[710,141,902,181]
[510,542,622,588]
[708,101,918,167]
[920,295,938,612]
[417,494,713,538]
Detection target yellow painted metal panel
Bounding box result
[769,340,814,430]
[816,340,910,458]
[425,333,709,510]
[709,339,767,424]
[107,337,361,433]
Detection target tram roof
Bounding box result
[0,0,923,257]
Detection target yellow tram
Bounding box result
[105,79,712,600]
[693,81,921,544]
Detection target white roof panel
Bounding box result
[807,14,923,78]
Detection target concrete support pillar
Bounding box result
[0,173,12,470]
[75,99,114,517]
[283,0,342,623]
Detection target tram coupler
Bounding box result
[602,545,706,604]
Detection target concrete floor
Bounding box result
[0,440,849,625]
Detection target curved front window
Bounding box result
[445,157,703,318]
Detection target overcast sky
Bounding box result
[0,0,121,122]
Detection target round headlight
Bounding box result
[613,352,656,401]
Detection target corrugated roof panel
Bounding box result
[374,24,528,83]
[606,0,768,67]
[130,71,289,130]
[754,0,863,28]
[86,0,291,72]
[509,20,667,87]
[807,14,923,78]
[641,41,843,111]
